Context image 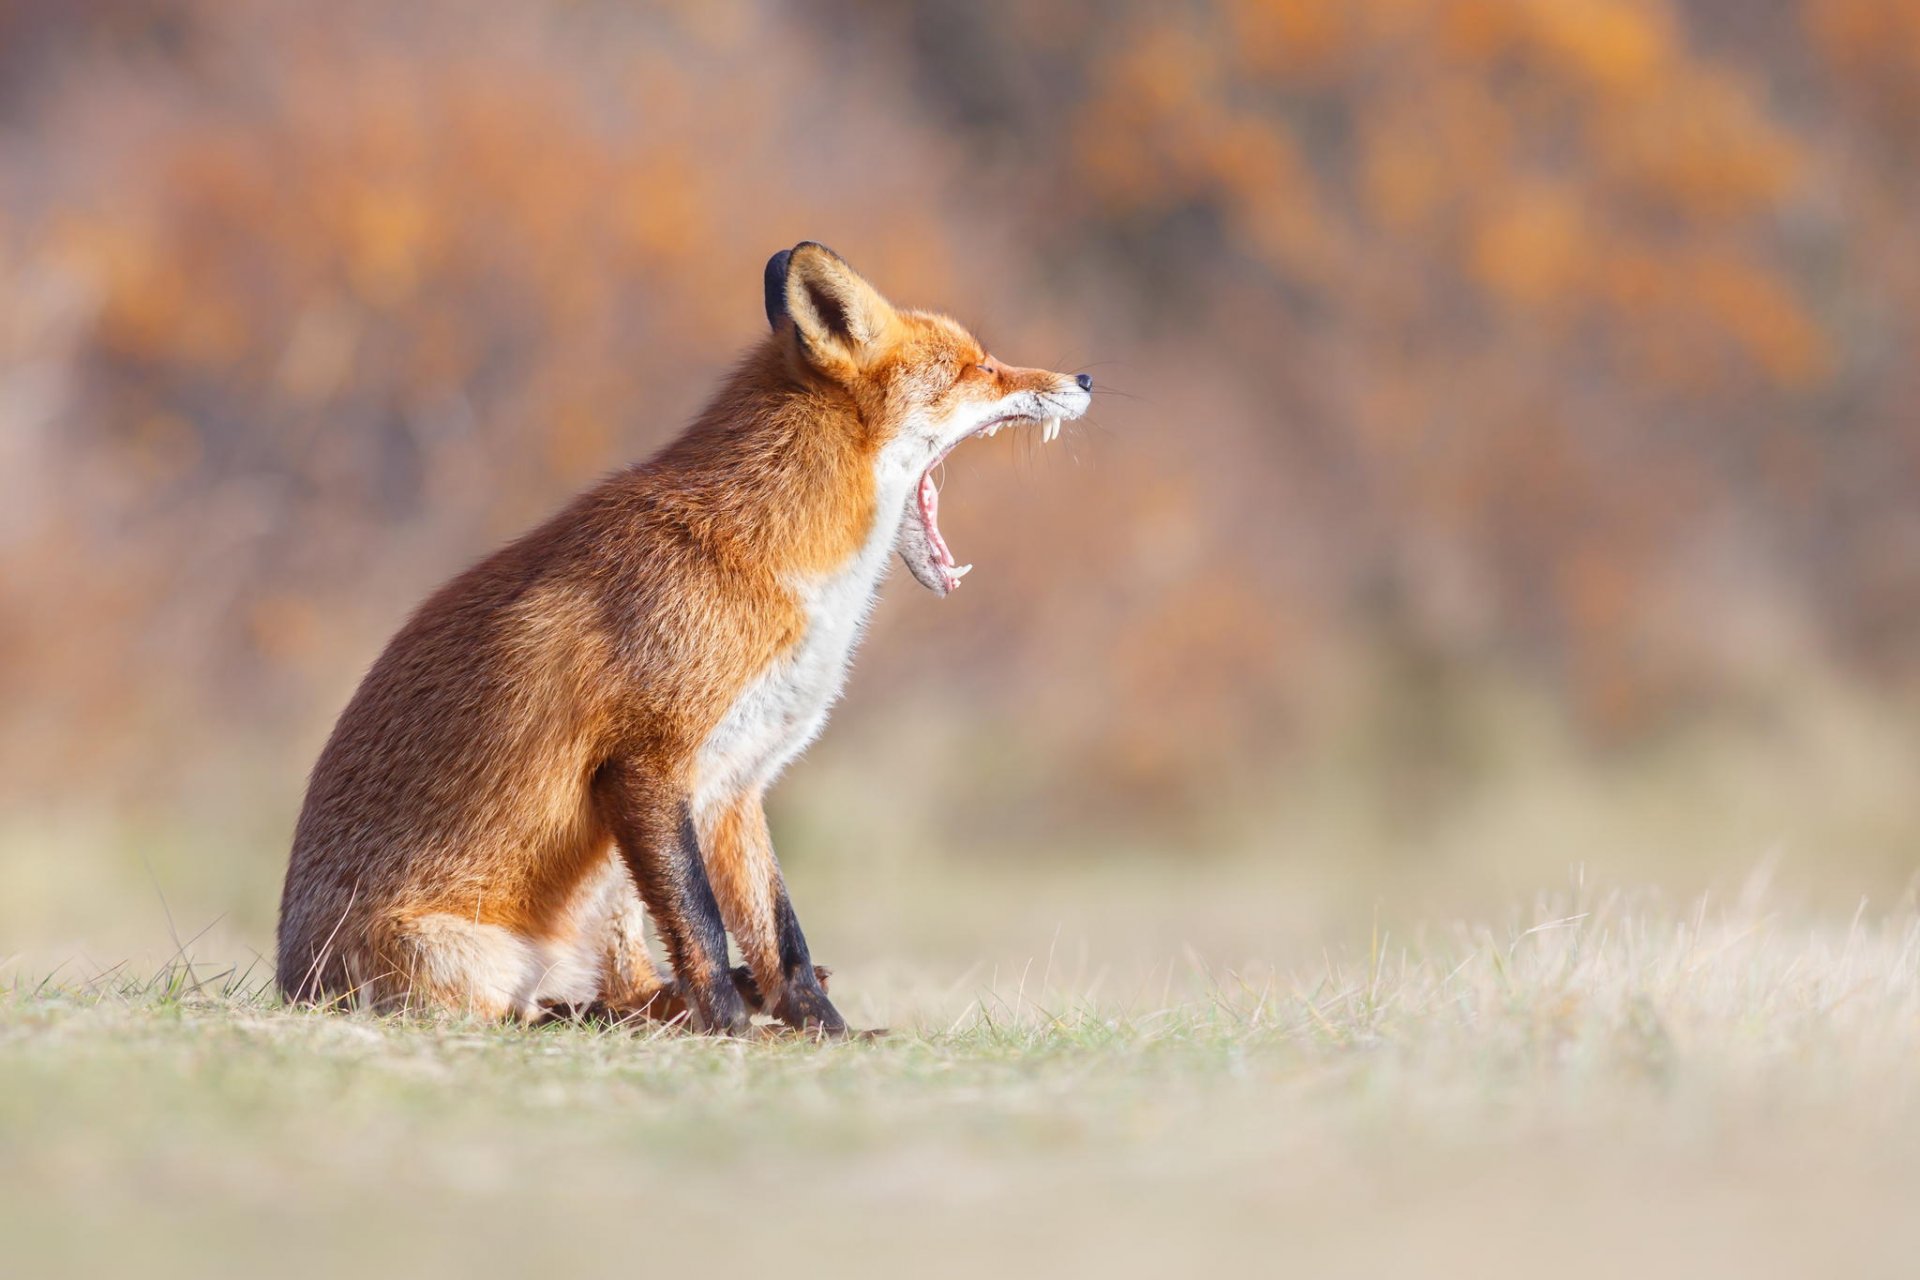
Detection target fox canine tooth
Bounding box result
[1044,417,1061,442]
[951,563,973,579]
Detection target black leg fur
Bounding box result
[767,885,846,1034]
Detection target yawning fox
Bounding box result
[276,242,1092,1033]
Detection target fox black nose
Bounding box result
[1075,373,1093,392]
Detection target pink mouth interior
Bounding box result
[916,443,962,593]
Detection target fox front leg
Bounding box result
[593,761,749,1035]
[700,792,847,1035]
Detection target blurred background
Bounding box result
[2,0,1917,976]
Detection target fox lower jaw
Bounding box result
[896,503,958,595]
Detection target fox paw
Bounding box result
[728,963,832,1013]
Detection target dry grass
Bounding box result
[5,881,1919,1279]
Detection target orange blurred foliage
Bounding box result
[2,0,1917,831]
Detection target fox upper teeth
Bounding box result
[951,563,973,579]
[979,416,1060,443]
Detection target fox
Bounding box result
[275,242,1092,1034]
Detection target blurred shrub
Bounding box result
[1,0,1917,839]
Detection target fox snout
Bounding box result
[1033,369,1094,439]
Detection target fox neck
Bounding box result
[656,343,907,594]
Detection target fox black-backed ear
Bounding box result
[763,248,793,330]
[778,241,896,370]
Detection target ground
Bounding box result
[5,883,1917,1279]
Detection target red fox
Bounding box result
[276,243,1092,1034]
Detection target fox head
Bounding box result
[763,242,1092,596]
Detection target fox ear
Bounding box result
[777,242,896,369]
[763,248,794,330]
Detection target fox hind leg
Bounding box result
[571,849,676,1012]
[539,850,686,1025]
[369,913,545,1020]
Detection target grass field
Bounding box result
[6,880,1918,1279]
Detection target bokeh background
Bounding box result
[3,0,1918,977]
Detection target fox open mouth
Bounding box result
[898,413,1062,596]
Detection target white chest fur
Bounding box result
[690,454,921,816]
